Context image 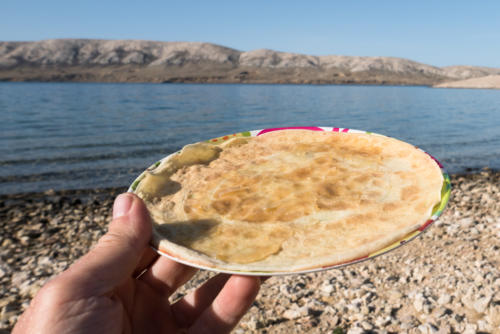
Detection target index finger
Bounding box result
[139,255,198,297]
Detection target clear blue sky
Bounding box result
[2,1,500,68]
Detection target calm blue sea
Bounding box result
[1,82,499,195]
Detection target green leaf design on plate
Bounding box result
[131,178,141,191]
[206,131,252,144]
[431,173,451,216]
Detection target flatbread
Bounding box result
[133,130,444,273]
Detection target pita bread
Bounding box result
[133,130,444,273]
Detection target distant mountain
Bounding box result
[1,39,500,86]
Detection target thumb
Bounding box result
[63,193,152,297]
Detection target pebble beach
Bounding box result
[1,171,499,333]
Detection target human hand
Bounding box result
[13,193,261,334]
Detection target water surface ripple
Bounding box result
[1,83,499,194]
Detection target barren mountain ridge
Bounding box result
[1,39,500,85]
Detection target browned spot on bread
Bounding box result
[402,185,419,201]
[354,174,370,183]
[293,182,304,190]
[215,187,249,199]
[211,199,234,215]
[360,199,373,205]
[277,207,307,222]
[317,182,338,198]
[317,199,350,210]
[383,202,399,212]
[292,167,312,179]
[243,230,258,238]
[348,213,375,225]
[314,156,329,164]
[242,208,273,223]
[366,190,382,198]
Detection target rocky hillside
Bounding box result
[1,39,500,85]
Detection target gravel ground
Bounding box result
[1,171,499,333]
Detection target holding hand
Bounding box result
[14,193,261,334]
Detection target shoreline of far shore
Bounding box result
[2,78,500,90]
[1,169,500,332]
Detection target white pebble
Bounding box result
[282,306,308,320]
[413,293,425,312]
[437,293,451,305]
[320,283,334,294]
[473,295,492,313]
[360,320,373,330]
[463,323,477,334]
[347,327,364,334]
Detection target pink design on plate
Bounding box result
[257,126,324,136]
[426,152,444,168]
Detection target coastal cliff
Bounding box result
[1,39,500,86]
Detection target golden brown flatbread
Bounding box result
[133,130,444,273]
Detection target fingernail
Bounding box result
[113,193,134,218]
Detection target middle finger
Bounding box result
[133,246,159,278]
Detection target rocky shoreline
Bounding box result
[1,171,499,333]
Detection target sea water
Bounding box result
[1,82,499,194]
